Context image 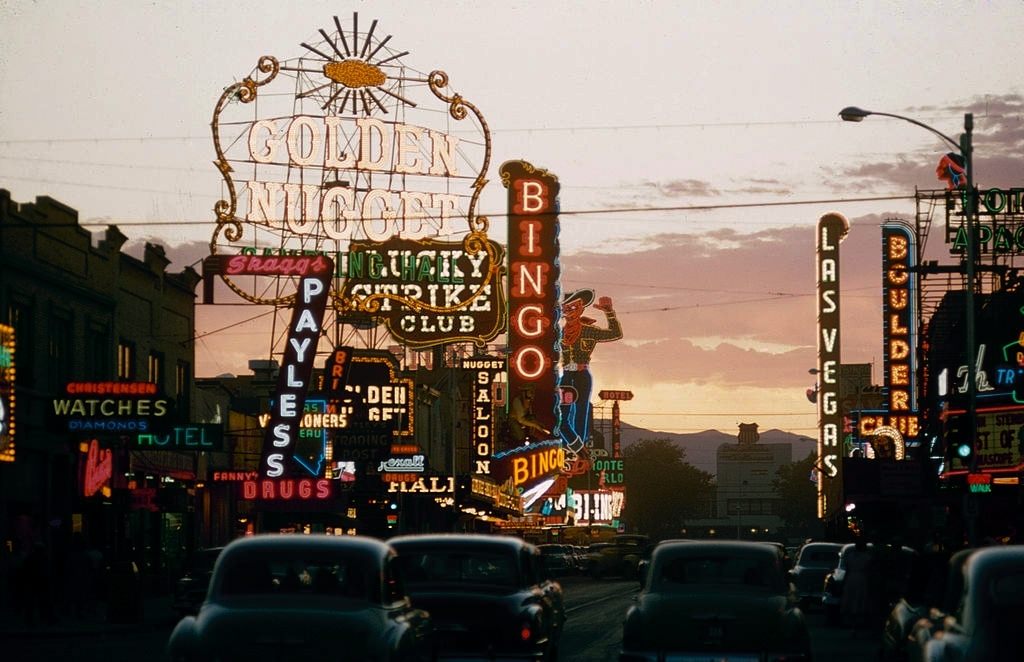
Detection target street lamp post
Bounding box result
[839,106,978,542]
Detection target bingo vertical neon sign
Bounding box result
[502,160,561,438]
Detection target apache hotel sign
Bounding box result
[205,13,501,484]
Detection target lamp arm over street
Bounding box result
[838,105,980,542]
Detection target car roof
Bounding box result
[390,533,534,553]
[219,533,393,563]
[651,540,781,561]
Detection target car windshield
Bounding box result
[398,549,517,587]
[219,550,374,600]
[656,553,785,592]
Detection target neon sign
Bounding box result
[944,187,1024,255]
[53,381,170,432]
[210,256,334,477]
[132,424,223,450]
[492,439,565,490]
[0,323,14,463]
[502,160,561,437]
[816,212,848,519]
[80,439,112,498]
[881,221,919,449]
[337,238,505,347]
[464,356,503,475]
[208,13,494,315]
[241,478,332,500]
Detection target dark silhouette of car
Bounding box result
[172,546,224,618]
[391,533,565,660]
[165,534,433,661]
[538,543,576,576]
[621,540,811,661]
[884,547,973,662]
[788,541,841,610]
[821,541,917,626]
[586,534,651,579]
[910,545,1024,661]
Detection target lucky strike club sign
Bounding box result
[208,13,500,349]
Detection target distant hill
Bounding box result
[611,423,817,477]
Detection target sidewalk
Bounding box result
[0,593,178,638]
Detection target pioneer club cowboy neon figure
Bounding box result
[559,289,623,454]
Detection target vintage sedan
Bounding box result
[165,534,433,662]
[912,545,1024,662]
[621,540,812,662]
[390,533,565,660]
[788,541,841,610]
[172,546,224,618]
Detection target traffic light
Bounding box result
[945,415,972,465]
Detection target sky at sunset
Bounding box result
[2,1,1023,437]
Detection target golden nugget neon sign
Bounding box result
[209,13,494,318]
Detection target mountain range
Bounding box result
[609,423,818,477]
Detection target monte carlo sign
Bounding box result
[205,12,502,349]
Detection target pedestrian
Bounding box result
[840,538,873,635]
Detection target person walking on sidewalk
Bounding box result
[841,538,874,635]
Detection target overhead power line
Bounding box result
[0,192,913,228]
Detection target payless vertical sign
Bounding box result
[501,160,561,438]
[816,213,848,520]
[204,254,333,478]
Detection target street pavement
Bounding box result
[0,591,178,639]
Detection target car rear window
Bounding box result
[658,554,784,592]
[799,547,839,568]
[220,552,373,600]
[398,549,517,587]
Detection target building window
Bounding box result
[48,309,73,390]
[175,361,191,417]
[118,341,135,380]
[5,301,33,387]
[148,352,163,386]
[85,323,110,380]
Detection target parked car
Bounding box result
[788,541,842,610]
[911,545,1024,662]
[391,533,565,660]
[165,534,433,661]
[538,543,576,576]
[172,546,224,618]
[821,541,917,626]
[620,540,811,661]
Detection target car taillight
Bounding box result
[520,623,533,641]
